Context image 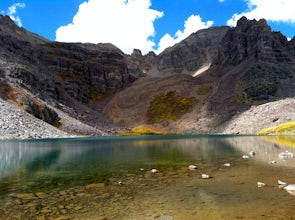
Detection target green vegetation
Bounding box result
[258,121,295,135]
[119,125,171,136]
[147,91,197,124]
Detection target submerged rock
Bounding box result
[201,174,210,179]
[188,165,197,170]
[257,182,266,187]
[284,184,295,196]
[278,151,294,159]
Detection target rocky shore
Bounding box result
[0,99,72,139]
[221,98,295,134]
[1,97,295,140]
[0,98,113,140]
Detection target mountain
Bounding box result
[0,15,134,134]
[1,14,295,137]
[105,16,295,133]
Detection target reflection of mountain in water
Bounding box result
[1,135,294,190]
[0,136,249,179]
[0,140,53,178]
[225,136,295,167]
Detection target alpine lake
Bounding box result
[0,135,294,220]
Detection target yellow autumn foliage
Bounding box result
[258,121,295,135]
[118,125,171,136]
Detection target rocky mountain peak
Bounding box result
[0,15,16,27]
[236,16,270,32]
[149,26,229,76]
[0,15,49,49]
[214,16,292,66]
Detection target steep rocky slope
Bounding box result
[105,17,295,133]
[206,17,295,128]
[0,15,132,135]
[1,14,295,137]
[222,98,295,134]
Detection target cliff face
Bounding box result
[216,17,293,65]
[105,17,295,133]
[0,15,135,131]
[1,15,295,136]
[151,26,229,76]
[206,17,295,125]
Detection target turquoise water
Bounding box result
[0,135,294,219]
[0,135,239,193]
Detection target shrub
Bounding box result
[258,121,295,135]
[147,91,197,124]
[118,125,171,136]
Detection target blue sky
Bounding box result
[1,0,295,54]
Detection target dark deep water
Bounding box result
[0,135,294,219]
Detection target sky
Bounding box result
[1,0,295,55]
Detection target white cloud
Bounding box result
[5,2,25,27]
[56,0,163,54]
[227,0,295,26]
[155,15,213,54]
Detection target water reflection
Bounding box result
[0,136,239,181]
[0,135,294,219]
[1,135,295,194]
[227,135,295,167]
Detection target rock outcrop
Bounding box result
[150,26,229,76]
[206,17,295,127]
[0,15,134,134]
[106,17,295,133]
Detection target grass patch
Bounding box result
[258,121,295,135]
[118,125,171,136]
[147,91,197,124]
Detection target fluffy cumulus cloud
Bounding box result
[2,2,25,26]
[56,0,163,54]
[155,15,213,54]
[227,0,295,26]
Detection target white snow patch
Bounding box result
[193,63,211,77]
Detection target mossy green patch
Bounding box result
[147,91,197,124]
